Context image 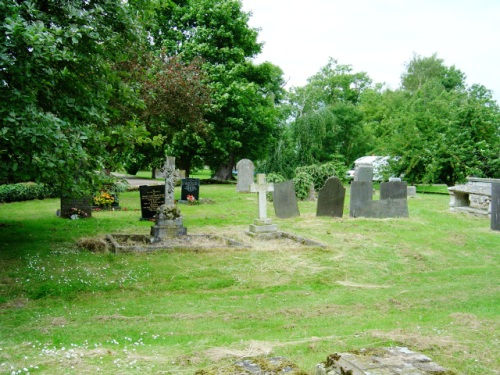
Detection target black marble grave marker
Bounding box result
[139,185,165,219]
[181,178,200,201]
[316,177,345,217]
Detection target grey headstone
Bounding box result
[491,183,500,231]
[407,186,417,197]
[236,159,254,193]
[349,181,373,218]
[316,177,346,217]
[380,181,408,200]
[273,180,300,219]
[355,164,373,182]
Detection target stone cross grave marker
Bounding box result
[248,174,277,235]
[159,156,176,205]
[251,174,274,220]
[236,159,255,193]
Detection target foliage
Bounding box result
[295,161,343,191]
[266,58,373,175]
[0,0,144,192]
[265,172,286,201]
[0,182,55,203]
[365,55,500,185]
[293,171,314,200]
[150,0,285,179]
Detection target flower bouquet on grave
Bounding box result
[68,207,88,220]
[186,194,199,205]
[93,191,115,208]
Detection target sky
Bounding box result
[241,0,500,102]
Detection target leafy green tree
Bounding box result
[150,0,285,179]
[0,0,143,191]
[369,55,500,185]
[283,58,373,168]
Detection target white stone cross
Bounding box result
[250,174,274,220]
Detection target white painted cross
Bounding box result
[250,174,274,220]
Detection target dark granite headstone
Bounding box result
[316,177,346,217]
[273,180,300,219]
[349,181,373,218]
[139,185,165,219]
[380,181,408,200]
[491,182,500,231]
[181,178,200,201]
[60,195,92,219]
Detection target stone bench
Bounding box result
[448,177,499,216]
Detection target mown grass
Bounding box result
[0,184,498,374]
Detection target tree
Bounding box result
[150,0,285,180]
[0,0,143,192]
[369,55,500,185]
[281,58,373,169]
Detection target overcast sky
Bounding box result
[241,0,500,102]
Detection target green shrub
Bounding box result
[295,162,338,191]
[293,172,314,200]
[0,182,56,203]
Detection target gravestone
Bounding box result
[317,177,346,218]
[181,178,200,201]
[354,163,373,182]
[273,180,300,219]
[380,180,408,200]
[248,174,277,235]
[236,159,255,193]
[491,182,500,231]
[349,181,373,218]
[350,178,408,218]
[139,185,165,220]
[60,195,92,219]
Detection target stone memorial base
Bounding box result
[150,217,187,243]
[247,218,278,237]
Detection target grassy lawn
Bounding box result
[0,184,498,374]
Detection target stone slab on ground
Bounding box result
[316,347,454,375]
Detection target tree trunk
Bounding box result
[212,155,235,181]
[177,157,191,178]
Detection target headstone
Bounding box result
[181,178,200,201]
[139,185,165,220]
[407,186,417,197]
[248,174,277,235]
[236,159,255,193]
[316,177,346,217]
[273,180,300,219]
[354,163,373,182]
[380,181,408,200]
[60,195,92,219]
[349,181,373,218]
[491,182,500,231]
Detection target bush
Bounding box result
[293,172,314,200]
[295,162,338,191]
[0,182,56,203]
